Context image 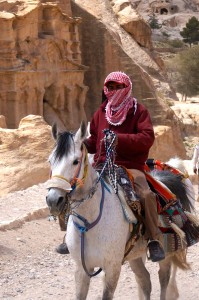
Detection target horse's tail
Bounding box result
[150,170,194,212]
[171,249,191,270]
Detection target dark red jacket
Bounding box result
[84,100,155,171]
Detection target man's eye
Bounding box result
[109,87,114,91]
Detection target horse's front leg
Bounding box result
[165,263,179,300]
[102,263,122,300]
[158,257,172,300]
[75,265,92,300]
[129,257,151,300]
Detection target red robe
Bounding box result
[84,100,155,172]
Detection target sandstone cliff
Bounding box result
[0,0,88,130]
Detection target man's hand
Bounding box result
[106,134,118,149]
[103,129,118,147]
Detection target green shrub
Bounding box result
[168,39,184,48]
[148,14,162,29]
[166,45,199,98]
[180,16,199,47]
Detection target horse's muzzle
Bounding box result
[46,189,67,215]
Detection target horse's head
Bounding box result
[46,121,88,216]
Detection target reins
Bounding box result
[72,179,110,277]
[96,130,118,193]
[68,131,118,278]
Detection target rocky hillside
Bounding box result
[136,0,199,40]
[71,0,175,121]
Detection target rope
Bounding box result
[72,179,107,277]
[97,129,119,193]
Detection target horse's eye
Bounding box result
[73,159,79,165]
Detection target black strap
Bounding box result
[81,232,102,277]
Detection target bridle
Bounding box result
[51,145,89,194]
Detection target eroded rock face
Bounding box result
[171,103,199,136]
[0,115,7,128]
[0,115,53,196]
[137,0,199,15]
[111,0,153,49]
[0,0,88,130]
[72,0,178,125]
[149,125,186,160]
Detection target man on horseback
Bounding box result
[57,71,165,262]
[56,71,166,261]
[85,71,165,262]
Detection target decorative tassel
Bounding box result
[169,221,187,247]
[184,211,199,226]
[129,200,142,215]
[183,221,199,242]
[76,177,84,187]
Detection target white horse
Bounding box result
[166,157,196,210]
[46,122,195,300]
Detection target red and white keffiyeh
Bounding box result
[104,71,137,126]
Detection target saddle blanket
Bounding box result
[122,165,199,254]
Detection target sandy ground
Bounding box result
[0,183,199,300]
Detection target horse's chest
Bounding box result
[66,212,128,264]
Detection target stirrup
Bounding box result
[56,234,69,254]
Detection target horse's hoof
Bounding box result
[148,240,165,262]
[56,243,69,254]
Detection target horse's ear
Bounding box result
[80,120,87,139]
[52,123,58,140]
[74,120,88,143]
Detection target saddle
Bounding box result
[114,163,199,255]
[145,158,189,178]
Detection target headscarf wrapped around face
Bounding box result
[104,71,137,126]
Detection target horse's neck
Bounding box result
[78,164,98,196]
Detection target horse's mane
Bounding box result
[54,131,74,161]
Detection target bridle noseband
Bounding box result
[51,146,88,194]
